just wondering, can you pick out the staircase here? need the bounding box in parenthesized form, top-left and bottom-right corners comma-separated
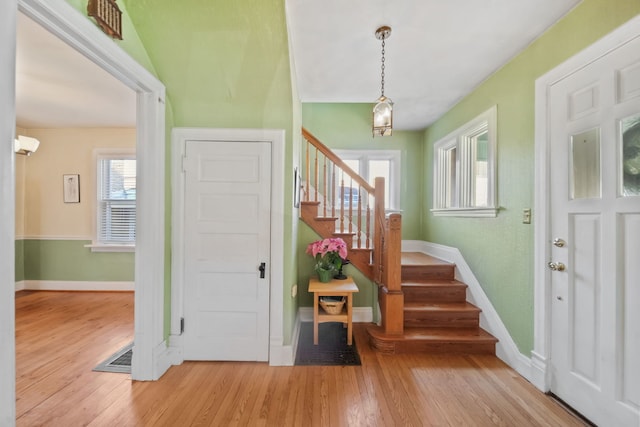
(300, 127, 498, 356)
(367, 252, 498, 354)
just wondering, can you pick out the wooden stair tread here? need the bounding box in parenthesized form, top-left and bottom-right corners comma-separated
(368, 326, 497, 343)
(401, 280, 467, 288)
(314, 216, 339, 222)
(401, 252, 453, 267)
(332, 232, 356, 237)
(404, 302, 481, 313)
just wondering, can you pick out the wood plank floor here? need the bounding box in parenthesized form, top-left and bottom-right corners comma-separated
(16, 291, 588, 426)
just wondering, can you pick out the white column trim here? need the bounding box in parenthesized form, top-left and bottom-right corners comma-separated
(170, 128, 287, 366)
(0, 1, 17, 423)
(533, 13, 640, 392)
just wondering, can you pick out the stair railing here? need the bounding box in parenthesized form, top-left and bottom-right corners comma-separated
(302, 128, 378, 252)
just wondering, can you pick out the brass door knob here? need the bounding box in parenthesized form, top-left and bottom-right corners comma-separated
(548, 262, 566, 271)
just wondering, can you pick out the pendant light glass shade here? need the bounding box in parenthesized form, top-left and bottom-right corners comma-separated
(373, 96, 393, 137)
(373, 26, 392, 137)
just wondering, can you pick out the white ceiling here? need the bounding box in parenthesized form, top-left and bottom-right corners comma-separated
(15, 12, 136, 129)
(16, 1, 581, 130)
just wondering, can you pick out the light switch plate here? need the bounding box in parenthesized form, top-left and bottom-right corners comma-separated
(523, 208, 532, 224)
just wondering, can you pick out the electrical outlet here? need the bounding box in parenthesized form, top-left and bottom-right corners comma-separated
(291, 284, 298, 298)
(523, 208, 532, 224)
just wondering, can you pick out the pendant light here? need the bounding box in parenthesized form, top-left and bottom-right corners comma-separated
(373, 26, 393, 137)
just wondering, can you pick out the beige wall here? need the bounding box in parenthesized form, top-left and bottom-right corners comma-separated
(18, 128, 135, 238)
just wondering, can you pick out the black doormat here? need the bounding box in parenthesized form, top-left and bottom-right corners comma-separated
(295, 322, 361, 366)
(93, 342, 133, 374)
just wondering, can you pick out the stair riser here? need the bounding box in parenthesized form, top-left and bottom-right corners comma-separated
(402, 266, 455, 281)
(402, 287, 467, 303)
(404, 317, 479, 329)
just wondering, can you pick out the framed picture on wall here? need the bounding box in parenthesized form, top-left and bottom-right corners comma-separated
(63, 174, 80, 203)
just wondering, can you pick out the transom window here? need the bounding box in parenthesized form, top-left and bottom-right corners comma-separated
(432, 106, 498, 217)
(334, 150, 401, 211)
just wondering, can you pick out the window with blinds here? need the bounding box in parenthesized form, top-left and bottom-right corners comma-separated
(98, 155, 136, 244)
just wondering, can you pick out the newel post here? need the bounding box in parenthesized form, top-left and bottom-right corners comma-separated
(380, 213, 403, 335)
(373, 177, 385, 284)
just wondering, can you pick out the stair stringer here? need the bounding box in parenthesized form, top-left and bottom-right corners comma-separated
(401, 240, 537, 386)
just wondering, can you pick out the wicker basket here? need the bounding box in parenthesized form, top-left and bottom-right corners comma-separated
(319, 297, 345, 315)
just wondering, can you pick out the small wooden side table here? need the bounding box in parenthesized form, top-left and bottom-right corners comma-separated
(308, 275, 359, 345)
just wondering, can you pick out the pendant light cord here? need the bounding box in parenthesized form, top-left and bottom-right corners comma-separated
(380, 37, 386, 98)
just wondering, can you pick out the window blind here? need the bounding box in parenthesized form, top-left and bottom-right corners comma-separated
(98, 158, 136, 244)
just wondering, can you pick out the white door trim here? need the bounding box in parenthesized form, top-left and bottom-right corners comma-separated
(533, 14, 640, 391)
(7, 0, 167, 384)
(0, 1, 17, 423)
(170, 128, 287, 365)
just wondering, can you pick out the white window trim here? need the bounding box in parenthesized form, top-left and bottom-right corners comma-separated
(432, 105, 498, 217)
(86, 148, 136, 252)
(333, 149, 402, 212)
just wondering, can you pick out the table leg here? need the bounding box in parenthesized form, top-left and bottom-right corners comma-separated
(313, 292, 319, 345)
(347, 292, 353, 345)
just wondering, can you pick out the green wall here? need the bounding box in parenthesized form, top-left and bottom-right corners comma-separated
(422, 0, 640, 354)
(121, 0, 299, 344)
(22, 240, 134, 281)
(15, 240, 24, 282)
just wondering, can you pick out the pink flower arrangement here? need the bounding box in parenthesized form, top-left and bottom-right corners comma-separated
(306, 237, 348, 271)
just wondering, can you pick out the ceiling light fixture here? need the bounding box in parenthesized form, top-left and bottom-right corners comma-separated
(373, 25, 393, 137)
(14, 135, 40, 156)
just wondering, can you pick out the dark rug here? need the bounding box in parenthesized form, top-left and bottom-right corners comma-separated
(295, 322, 361, 366)
(93, 342, 133, 374)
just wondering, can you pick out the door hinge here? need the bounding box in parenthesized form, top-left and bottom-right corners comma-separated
(180, 317, 185, 334)
(181, 154, 187, 173)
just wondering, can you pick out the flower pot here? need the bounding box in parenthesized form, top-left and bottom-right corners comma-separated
(316, 267, 334, 283)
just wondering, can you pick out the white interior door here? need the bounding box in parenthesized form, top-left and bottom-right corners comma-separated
(548, 35, 640, 427)
(183, 140, 271, 361)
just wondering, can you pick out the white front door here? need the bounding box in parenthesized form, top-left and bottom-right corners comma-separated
(548, 35, 640, 426)
(183, 140, 271, 361)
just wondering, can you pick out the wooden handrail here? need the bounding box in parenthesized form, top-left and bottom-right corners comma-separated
(302, 128, 374, 194)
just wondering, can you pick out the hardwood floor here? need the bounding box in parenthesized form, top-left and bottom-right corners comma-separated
(16, 291, 588, 426)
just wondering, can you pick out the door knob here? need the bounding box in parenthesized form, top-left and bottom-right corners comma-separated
(548, 261, 566, 271)
(553, 238, 566, 247)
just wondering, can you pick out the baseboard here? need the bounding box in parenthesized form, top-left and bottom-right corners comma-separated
(152, 340, 173, 380)
(298, 306, 373, 323)
(20, 280, 134, 291)
(530, 351, 549, 391)
(269, 313, 300, 366)
(15, 281, 25, 291)
(167, 334, 184, 366)
(402, 240, 535, 383)
(165, 321, 299, 368)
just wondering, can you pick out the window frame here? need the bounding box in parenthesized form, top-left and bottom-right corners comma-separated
(432, 105, 498, 217)
(86, 148, 136, 252)
(333, 149, 401, 212)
